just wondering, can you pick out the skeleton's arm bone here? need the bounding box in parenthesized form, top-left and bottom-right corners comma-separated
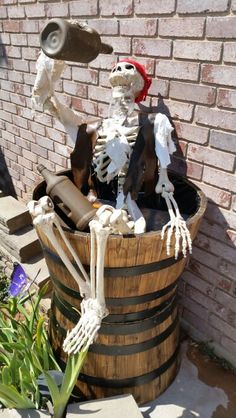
(32, 51, 85, 144)
(155, 167, 174, 194)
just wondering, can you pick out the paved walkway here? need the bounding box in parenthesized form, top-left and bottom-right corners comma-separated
(140, 340, 236, 418)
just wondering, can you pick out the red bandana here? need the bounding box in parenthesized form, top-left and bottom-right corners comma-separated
(120, 58, 152, 103)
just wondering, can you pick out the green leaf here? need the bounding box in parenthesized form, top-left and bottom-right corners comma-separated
(2, 366, 12, 386)
(36, 315, 45, 349)
(43, 370, 61, 406)
(0, 383, 36, 409)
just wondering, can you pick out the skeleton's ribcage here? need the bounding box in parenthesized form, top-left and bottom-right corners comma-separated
(92, 131, 138, 189)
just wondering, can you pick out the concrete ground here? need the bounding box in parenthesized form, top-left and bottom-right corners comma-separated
(140, 340, 236, 418)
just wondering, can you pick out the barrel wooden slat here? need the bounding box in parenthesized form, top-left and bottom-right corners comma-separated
(34, 174, 207, 405)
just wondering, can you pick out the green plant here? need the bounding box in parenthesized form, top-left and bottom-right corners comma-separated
(0, 283, 61, 410)
(44, 348, 88, 418)
(0, 267, 10, 303)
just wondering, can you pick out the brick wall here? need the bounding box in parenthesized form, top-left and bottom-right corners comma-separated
(0, 0, 236, 364)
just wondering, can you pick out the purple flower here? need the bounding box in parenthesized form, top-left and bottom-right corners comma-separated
(8, 263, 27, 297)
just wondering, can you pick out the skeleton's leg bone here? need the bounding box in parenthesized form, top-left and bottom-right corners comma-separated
(54, 216, 90, 284)
(39, 220, 90, 297)
(126, 193, 146, 234)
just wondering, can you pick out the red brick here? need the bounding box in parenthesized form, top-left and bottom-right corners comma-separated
(98, 102, 109, 118)
(226, 230, 236, 247)
(22, 149, 37, 163)
(88, 85, 111, 103)
(177, 0, 229, 14)
(196, 106, 236, 132)
(224, 43, 236, 63)
(186, 160, 203, 180)
(206, 17, 236, 39)
(174, 122, 209, 144)
(149, 78, 169, 98)
(0, 110, 13, 123)
(134, 0, 175, 14)
(10, 33, 27, 46)
(46, 2, 69, 18)
(103, 36, 131, 54)
(202, 64, 236, 87)
(162, 100, 194, 121)
(22, 47, 39, 60)
(133, 38, 171, 57)
(209, 314, 236, 342)
(36, 135, 54, 151)
(215, 290, 236, 314)
(205, 203, 236, 230)
(37, 157, 55, 172)
(181, 296, 209, 321)
(188, 143, 234, 171)
(63, 80, 87, 98)
(232, 196, 236, 212)
(8, 5, 26, 18)
(20, 20, 39, 33)
(183, 309, 222, 343)
(46, 127, 66, 144)
(2, 101, 17, 114)
(170, 81, 215, 105)
(90, 54, 117, 70)
(31, 143, 48, 159)
(188, 258, 232, 292)
(182, 270, 215, 298)
(18, 156, 33, 170)
(217, 88, 236, 110)
(195, 232, 236, 264)
(174, 40, 222, 61)
(54, 143, 72, 158)
(90, 19, 119, 35)
(48, 151, 67, 168)
(6, 45, 22, 59)
(4, 149, 18, 163)
(72, 67, 98, 85)
(0, 6, 8, 18)
(72, 98, 98, 116)
(209, 130, 236, 154)
(69, 0, 98, 16)
(12, 59, 29, 72)
(120, 19, 157, 36)
(156, 60, 199, 81)
(159, 17, 205, 38)
(196, 182, 231, 208)
(203, 166, 236, 193)
(100, 0, 132, 16)
(27, 34, 40, 48)
(3, 20, 20, 32)
(25, 4, 45, 17)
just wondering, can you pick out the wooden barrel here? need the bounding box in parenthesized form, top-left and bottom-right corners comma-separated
(33, 173, 207, 405)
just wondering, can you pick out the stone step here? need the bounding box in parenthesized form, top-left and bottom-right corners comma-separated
(0, 244, 50, 289)
(67, 395, 143, 418)
(0, 225, 42, 263)
(0, 196, 32, 234)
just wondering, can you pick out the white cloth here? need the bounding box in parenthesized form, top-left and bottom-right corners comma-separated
(154, 113, 175, 168)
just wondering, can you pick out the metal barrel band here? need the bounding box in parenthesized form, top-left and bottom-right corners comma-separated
(51, 293, 177, 335)
(43, 245, 184, 278)
(50, 312, 179, 356)
(52, 290, 176, 323)
(50, 270, 179, 307)
(77, 346, 180, 388)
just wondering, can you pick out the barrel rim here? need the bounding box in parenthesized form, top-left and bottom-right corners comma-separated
(33, 169, 207, 239)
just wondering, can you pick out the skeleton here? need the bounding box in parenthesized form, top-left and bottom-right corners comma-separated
(28, 196, 132, 354)
(31, 50, 192, 354)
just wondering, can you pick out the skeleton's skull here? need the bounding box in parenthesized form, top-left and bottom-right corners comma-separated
(109, 61, 144, 99)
